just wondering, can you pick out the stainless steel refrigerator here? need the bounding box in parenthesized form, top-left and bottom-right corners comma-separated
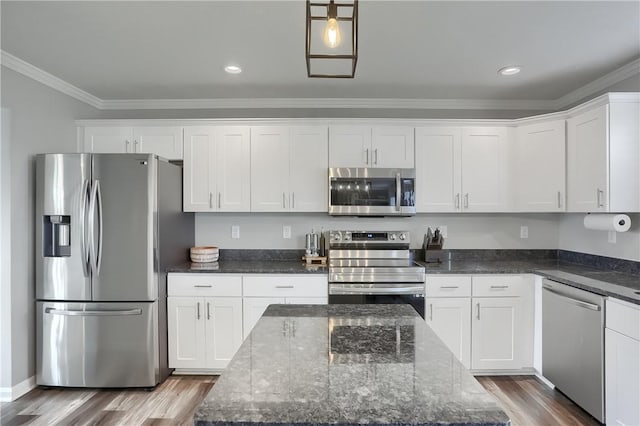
(35, 153, 194, 388)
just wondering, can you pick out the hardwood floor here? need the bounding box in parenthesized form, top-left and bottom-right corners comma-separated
(1, 375, 600, 425)
(477, 375, 601, 426)
(0, 376, 216, 426)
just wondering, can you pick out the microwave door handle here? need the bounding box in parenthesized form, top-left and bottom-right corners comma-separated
(396, 173, 401, 212)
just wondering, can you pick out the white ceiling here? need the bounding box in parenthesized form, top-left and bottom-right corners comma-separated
(1, 1, 639, 107)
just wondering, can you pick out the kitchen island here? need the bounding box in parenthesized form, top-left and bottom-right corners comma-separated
(193, 304, 510, 426)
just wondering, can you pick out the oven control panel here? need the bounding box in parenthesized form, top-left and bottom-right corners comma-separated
(329, 231, 409, 244)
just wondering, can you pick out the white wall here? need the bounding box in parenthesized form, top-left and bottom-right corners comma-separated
(0, 67, 102, 390)
(195, 213, 561, 250)
(0, 107, 11, 392)
(558, 214, 640, 261)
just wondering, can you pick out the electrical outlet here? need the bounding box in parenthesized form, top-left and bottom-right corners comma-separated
(438, 226, 448, 238)
(520, 226, 529, 239)
(231, 225, 240, 239)
(283, 225, 292, 239)
(608, 231, 616, 243)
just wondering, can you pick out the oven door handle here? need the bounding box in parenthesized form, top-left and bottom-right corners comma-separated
(330, 286, 425, 295)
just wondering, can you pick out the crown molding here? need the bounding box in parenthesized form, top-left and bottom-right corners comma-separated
(552, 58, 640, 110)
(1, 50, 103, 109)
(99, 97, 554, 111)
(2, 50, 638, 112)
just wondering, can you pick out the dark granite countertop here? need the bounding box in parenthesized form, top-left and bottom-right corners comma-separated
(168, 260, 327, 274)
(194, 304, 510, 426)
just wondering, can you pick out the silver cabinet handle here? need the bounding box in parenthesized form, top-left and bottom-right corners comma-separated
(597, 188, 605, 208)
(476, 302, 480, 320)
(45, 308, 142, 316)
(194, 285, 212, 288)
(218, 192, 222, 209)
(125, 140, 131, 152)
(557, 191, 562, 209)
(374, 148, 378, 165)
(134, 140, 139, 152)
(275, 285, 294, 289)
(207, 302, 211, 320)
(197, 302, 201, 320)
(490, 285, 509, 289)
(365, 148, 369, 165)
(543, 286, 601, 311)
(455, 193, 460, 209)
(291, 192, 295, 209)
(440, 286, 459, 289)
(464, 193, 469, 208)
(282, 192, 286, 209)
(209, 192, 213, 209)
(429, 303, 433, 321)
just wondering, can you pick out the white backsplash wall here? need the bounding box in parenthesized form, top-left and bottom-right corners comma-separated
(558, 214, 640, 261)
(195, 213, 561, 250)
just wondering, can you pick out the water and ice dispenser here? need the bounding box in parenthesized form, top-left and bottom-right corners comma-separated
(43, 215, 71, 257)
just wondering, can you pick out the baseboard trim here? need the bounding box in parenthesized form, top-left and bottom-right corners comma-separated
(0, 376, 36, 402)
(472, 368, 537, 376)
(172, 369, 223, 376)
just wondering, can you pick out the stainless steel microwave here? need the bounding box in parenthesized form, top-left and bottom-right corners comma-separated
(328, 168, 416, 216)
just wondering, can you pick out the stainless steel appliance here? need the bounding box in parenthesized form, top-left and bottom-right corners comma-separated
(328, 231, 426, 317)
(328, 168, 416, 216)
(542, 279, 605, 422)
(35, 153, 194, 388)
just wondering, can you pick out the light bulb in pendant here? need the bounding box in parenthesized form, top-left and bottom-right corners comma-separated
(323, 17, 342, 48)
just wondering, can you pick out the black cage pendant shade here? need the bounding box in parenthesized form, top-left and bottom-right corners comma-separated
(305, 0, 358, 78)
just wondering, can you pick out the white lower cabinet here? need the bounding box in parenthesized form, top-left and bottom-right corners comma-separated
(425, 274, 534, 373)
(605, 298, 640, 426)
(167, 274, 243, 372)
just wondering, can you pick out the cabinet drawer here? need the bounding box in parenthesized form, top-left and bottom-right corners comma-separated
(243, 275, 328, 298)
(607, 298, 640, 341)
(168, 274, 242, 297)
(426, 276, 471, 297)
(472, 275, 529, 297)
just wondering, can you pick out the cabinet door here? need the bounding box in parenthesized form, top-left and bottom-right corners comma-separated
(133, 126, 183, 160)
(204, 297, 243, 370)
(371, 126, 415, 168)
(289, 126, 329, 212)
(83, 126, 132, 153)
(471, 297, 523, 370)
(329, 126, 371, 167)
(567, 105, 608, 212)
(167, 297, 206, 369)
(216, 127, 251, 212)
(250, 127, 291, 211)
(605, 328, 640, 426)
(415, 127, 462, 212)
(461, 127, 510, 212)
(242, 297, 285, 339)
(183, 127, 216, 212)
(516, 121, 566, 212)
(425, 297, 471, 368)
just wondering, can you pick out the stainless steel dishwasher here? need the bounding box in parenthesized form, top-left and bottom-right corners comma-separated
(542, 279, 605, 423)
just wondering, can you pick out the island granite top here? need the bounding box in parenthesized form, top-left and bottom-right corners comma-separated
(194, 304, 510, 426)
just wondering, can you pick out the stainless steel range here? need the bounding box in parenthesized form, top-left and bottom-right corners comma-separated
(328, 231, 426, 318)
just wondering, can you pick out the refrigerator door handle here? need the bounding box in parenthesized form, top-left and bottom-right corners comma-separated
(80, 178, 91, 277)
(44, 307, 142, 316)
(95, 180, 103, 275)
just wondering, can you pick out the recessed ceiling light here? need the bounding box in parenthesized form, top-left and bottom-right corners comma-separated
(224, 65, 242, 74)
(498, 66, 521, 76)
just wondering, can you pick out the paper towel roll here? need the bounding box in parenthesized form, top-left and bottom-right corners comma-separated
(583, 214, 631, 232)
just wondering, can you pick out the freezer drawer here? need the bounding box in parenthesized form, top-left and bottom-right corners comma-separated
(36, 301, 159, 388)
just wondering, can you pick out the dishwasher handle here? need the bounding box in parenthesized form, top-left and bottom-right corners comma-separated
(543, 285, 601, 311)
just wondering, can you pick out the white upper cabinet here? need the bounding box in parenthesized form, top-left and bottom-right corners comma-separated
(251, 126, 328, 212)
(133, 127, 183, 160)
(83, 126, 183, 160)
(567, 96, 640, 212)
(515, 120, 566, 212)
(329, 126, 414, 168)
(460, 127, 512, 212)
(183, 126, 250, 212)
(289, 127, 329, 212)
(415, 127, 462, 212)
